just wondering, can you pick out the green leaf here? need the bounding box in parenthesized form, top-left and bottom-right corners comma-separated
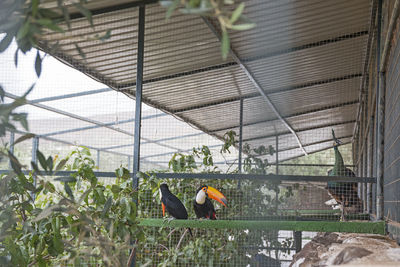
(99, 29, 111, 41)
(46, 156, 53, 172)
(221, 30, 230, 60)
(16, 21, 30, 40)
(35, 50, 42, 77)
(36, 18, 64, 33)
(0, 84, 4, 102)
(229, 23, 256, 31)
(55, 159, 68, 171)
(74, 43, 86, 59)
(0, 33, 14, 52)
(64, 183, 74, 200)
(8, 151, 22, 175)
(101, 196, 112, 217)
(230, 2, 245, 24)
(14, 48, 19, 67)
(32, 0, 39, 17)
(31, 161, 41, 175)
(14, 133, 35, 145)
(73, 3, 93, 27)
(37, 150, 47, 171)
(166, 0, 180, 19)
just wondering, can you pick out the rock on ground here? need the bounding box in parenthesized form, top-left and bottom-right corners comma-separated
(290, 232, 400, 267)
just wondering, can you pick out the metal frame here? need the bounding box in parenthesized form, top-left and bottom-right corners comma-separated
(150, 172, 376, 183)
(376, 0, 384, 220)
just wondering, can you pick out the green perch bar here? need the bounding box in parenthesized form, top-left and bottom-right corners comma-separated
(138, 218, 386, 235)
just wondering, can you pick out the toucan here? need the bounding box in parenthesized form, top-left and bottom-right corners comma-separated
(159, 183, 193, 236)
(193, 185, 227, 219)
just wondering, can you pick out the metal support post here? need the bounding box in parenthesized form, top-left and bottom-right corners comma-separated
(130, 5, 145, 267)
(275, 135, 279, 211)
(238, 98, 243, 189)
(9, 132, 15, 169)
(376, 72, 385, 220)
(128, 156, 131, 171)
(275, 135, 279, 174)
(376, 0, 384, 220)
(367, 115, 374, 213)
(363, 143, 368, 212)
(294, 231, 302, 253)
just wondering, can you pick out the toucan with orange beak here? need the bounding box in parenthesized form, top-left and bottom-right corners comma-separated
(159, 183, 193, 236)
(193, 185, 227, 219)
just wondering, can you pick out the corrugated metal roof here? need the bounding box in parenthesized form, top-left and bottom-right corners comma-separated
(38, 0, 372, 162)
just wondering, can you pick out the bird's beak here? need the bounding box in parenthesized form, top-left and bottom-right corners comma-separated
(206, 186, 228, 207)
(162, 202, 166, 217)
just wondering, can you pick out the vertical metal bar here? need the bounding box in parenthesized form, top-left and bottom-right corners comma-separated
(31, 137, 39, 199)
(96, 150, 100, 169)
(237, 98, 244, 189)
(275, 135, 279, 174)
(275, 135, 279, 212)
(367, 115, 374, 213)
(132, 5, 145, 193)
(9, 132, 15, 169)
(363, 143, 368, 212)
(130, 6, 145, 267)
(128, 156, 132, 171)
(294, 231, 302, 253)
(376, 0, 384, 220)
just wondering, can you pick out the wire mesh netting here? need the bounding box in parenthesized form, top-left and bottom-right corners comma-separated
(0, 0, 381, 266)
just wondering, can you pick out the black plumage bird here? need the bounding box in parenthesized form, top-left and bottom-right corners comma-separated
(159, 183, 192, 236)
(193, 185, 227, 219)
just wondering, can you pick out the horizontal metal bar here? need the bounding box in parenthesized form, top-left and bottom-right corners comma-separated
(148, 172, 376, 183)
(101, 132, 205, 150)
(243, 120, 356, 143)
(118, 62, 237, 89)
(245, 31, 368, 62)
(210, 100, 358, 133)
(30, 88, 112, 103)
(0, 170, 118, 177)
(68, 0, 158, 20)
(172, 74, 362, 114)
(42, 112, 167, 137)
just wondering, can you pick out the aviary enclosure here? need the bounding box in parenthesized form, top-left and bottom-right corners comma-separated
(1, 0, 400, 266)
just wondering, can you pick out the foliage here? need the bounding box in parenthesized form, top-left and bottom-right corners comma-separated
(0, 89, 142, 266)
(160, 0, 255, 59)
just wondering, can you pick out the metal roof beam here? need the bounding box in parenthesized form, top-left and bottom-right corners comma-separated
(118, 62, 237, 89)
(203, 18, 307, 156)
(211, 100, 359, 133)
(42, 112, 167, 137)
(256, 134, 353, 158)
(67, 0, 158, 20)
(243, 120, 356, 143)
(171, 74, 361, 114)
(100, 132, 205, 150)
(30, 88, 112, 103)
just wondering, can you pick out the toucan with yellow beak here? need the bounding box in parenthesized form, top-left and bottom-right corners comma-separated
(159, 183, 193, 236)
(193, 185, 227, 219)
